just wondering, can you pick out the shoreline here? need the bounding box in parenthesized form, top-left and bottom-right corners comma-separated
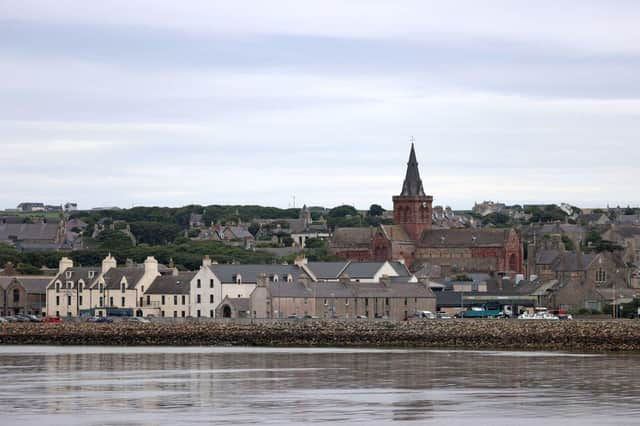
(1, 320, 640, 352)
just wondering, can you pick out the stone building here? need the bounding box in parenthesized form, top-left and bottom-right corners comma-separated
(217, 273, 436, 321)
(527, 242, 632, 311)
(0, 275, 51, 316)
(330, 144, 524, 275)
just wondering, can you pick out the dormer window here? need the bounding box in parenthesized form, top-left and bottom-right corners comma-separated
(287, 274, 293, 283)
(66, 271, 72, 279)
(273, 275, 279, 283)
(88, 271, 95, 279)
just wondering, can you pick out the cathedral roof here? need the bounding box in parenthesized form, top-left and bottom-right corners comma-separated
(400, 143, 426, 197)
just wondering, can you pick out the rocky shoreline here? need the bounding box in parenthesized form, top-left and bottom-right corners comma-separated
(1, 320, 640, 351)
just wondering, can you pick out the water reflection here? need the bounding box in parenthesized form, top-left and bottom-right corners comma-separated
(0, 347, 639, 425)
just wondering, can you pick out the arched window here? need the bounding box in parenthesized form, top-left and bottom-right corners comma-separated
(55, 282, 61, 292)
(13, 289, 20, 303)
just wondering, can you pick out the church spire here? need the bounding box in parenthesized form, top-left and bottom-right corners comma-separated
(400, 143, 426, 197)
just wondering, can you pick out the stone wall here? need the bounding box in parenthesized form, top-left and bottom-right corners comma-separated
(2, 320, 640, 351)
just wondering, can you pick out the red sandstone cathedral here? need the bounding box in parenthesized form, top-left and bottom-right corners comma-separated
(329, 144, 524, 276)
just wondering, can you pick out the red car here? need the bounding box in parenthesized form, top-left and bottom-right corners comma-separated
(42, 317, 63, 323)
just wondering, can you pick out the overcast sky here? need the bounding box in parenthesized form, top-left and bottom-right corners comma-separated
(1, 1, 639, 211)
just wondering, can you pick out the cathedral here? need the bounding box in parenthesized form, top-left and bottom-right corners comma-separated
(329, 144, 524, 275)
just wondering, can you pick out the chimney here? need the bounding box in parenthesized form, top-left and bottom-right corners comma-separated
(294, 255, 308, 267)
(576, 239, 584, 270)
(144, 256, 159, 276)
(101, 253, 117, 274)
(339, 273, 350, 285)
(172, 267, 179, 276)
(202, 255, 212, 267)
(59, 257, 73, 274)
(380, 274, 391, 287)
(257, 273, 268, 287)
(527, 242, 537, 279)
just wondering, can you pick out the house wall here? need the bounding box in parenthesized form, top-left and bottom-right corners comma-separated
(190, 267, 222, 318)
(147, 293, 191, 318)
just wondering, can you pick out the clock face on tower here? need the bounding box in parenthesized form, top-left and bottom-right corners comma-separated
(422, 201, 427, 208)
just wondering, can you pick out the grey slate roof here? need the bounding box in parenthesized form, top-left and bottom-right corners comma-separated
(102, 267, 146, 290)
(268, 280, 435, 299)
(146, 273, 196, 295)
(399, 144, 426, 197)
(342, 262, 386, 279)
(208, 264, 302, 284)
(419, 228, 512, 247)
(305, 262, 349, 280)
(0, 222, 59, 241)
(52, 267, 101, 287)
(331, 227, 376, 247)
(12, 277, 52, 293)
(220, 297, 251, 311)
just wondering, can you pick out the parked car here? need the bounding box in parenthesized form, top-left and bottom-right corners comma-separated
(4, 316, 19, 322)
(87, 316, 113, 323)
(14, 315, 31, 322)
(42, 316, 63, 323)
(548, 309, 573, 320)
(303, 315, 320, 320)
(0, 317, 8, 323)
(437, 312, 452, 319)
(17, 314, 41, 322)
(415, 310, 437, 319)
(125, 317, 150, 323)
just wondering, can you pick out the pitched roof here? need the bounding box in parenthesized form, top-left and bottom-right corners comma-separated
(268, 280, 435, 299)
(331, 227, 375, 247)
(220, 297, 251, 312)
(12, 276, 52, 293)
(419, 228, 512, 248)
(146, 272, 196, 295)
(342, 262, 385, 279)
(399, 143, 426, 197)
(102, 267, 146, 290)
(208, 264, 302, 284)
(0, 222, 59, 242)
(379, 224, 411, 241)
(52, 267, 101, 286)
(305, 262, 349, 280)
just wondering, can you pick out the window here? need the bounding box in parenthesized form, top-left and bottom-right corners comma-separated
(139, 297, 143, 307)
(161, 311, 165, 317)
(55, 282, 60, 292)
(109, 297, 114, 306)
(324, 299, 328, 306)
(67, 296, 72, 305)
(181, 311, 185, 318)
(99, 297, 103, 307)
(345, 299, 349, 306)
(182, 295, 186, 305)
(210, 279, 214, 288)
(141, 286, 144, 292)
(79, 296, 83, 305)
(385, 298, 389, 306)
(78, 283, 83, 293)
(197, 279, 201, 288)
(88, 271, 95, 279)
(237, 294, 241, 298)
(56, 296, 60, 306)
(210, 310, 214, 317)
(13, 289, 20, 303)
(66, 271, 72, 279)
(121, 297, 125, 307)
(146, 295, 151, 305)
(161, 296, 165, 304)
(67, 281, 72, 289)
(197, 294, 201, 304)
(121, 283, 126, 293)
(210, 294, 214, 303)
(173, 311, 177, 318)
(99, 284, 104, 293)
(596, 268, 607, 283)
(365, 298, 369, 307)
(174, 295, 177, 304)
(404, 298, 408, 306)
(55, 311, 59, 317)
(197, 310, 201, 317)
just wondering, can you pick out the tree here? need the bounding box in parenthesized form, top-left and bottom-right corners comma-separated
(248, 223, 261, 237)
(368, 204, 385, 217)
(561, 235, 575, 251)
(328, 205, 359, 218)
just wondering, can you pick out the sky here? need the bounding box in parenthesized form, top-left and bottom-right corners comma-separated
(1, 0, 639, 211)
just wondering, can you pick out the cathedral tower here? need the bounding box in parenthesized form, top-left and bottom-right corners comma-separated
(392, 143, 433, 240)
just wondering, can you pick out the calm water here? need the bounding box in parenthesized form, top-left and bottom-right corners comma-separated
(0, 346, 638, 425)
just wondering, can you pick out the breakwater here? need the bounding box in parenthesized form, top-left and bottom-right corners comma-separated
(2, 320, 640, 351)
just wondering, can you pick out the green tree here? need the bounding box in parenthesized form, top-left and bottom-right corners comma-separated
(367, 204, 385, 217)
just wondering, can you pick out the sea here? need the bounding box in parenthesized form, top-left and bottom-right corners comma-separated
(0, 346, 638, 425)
